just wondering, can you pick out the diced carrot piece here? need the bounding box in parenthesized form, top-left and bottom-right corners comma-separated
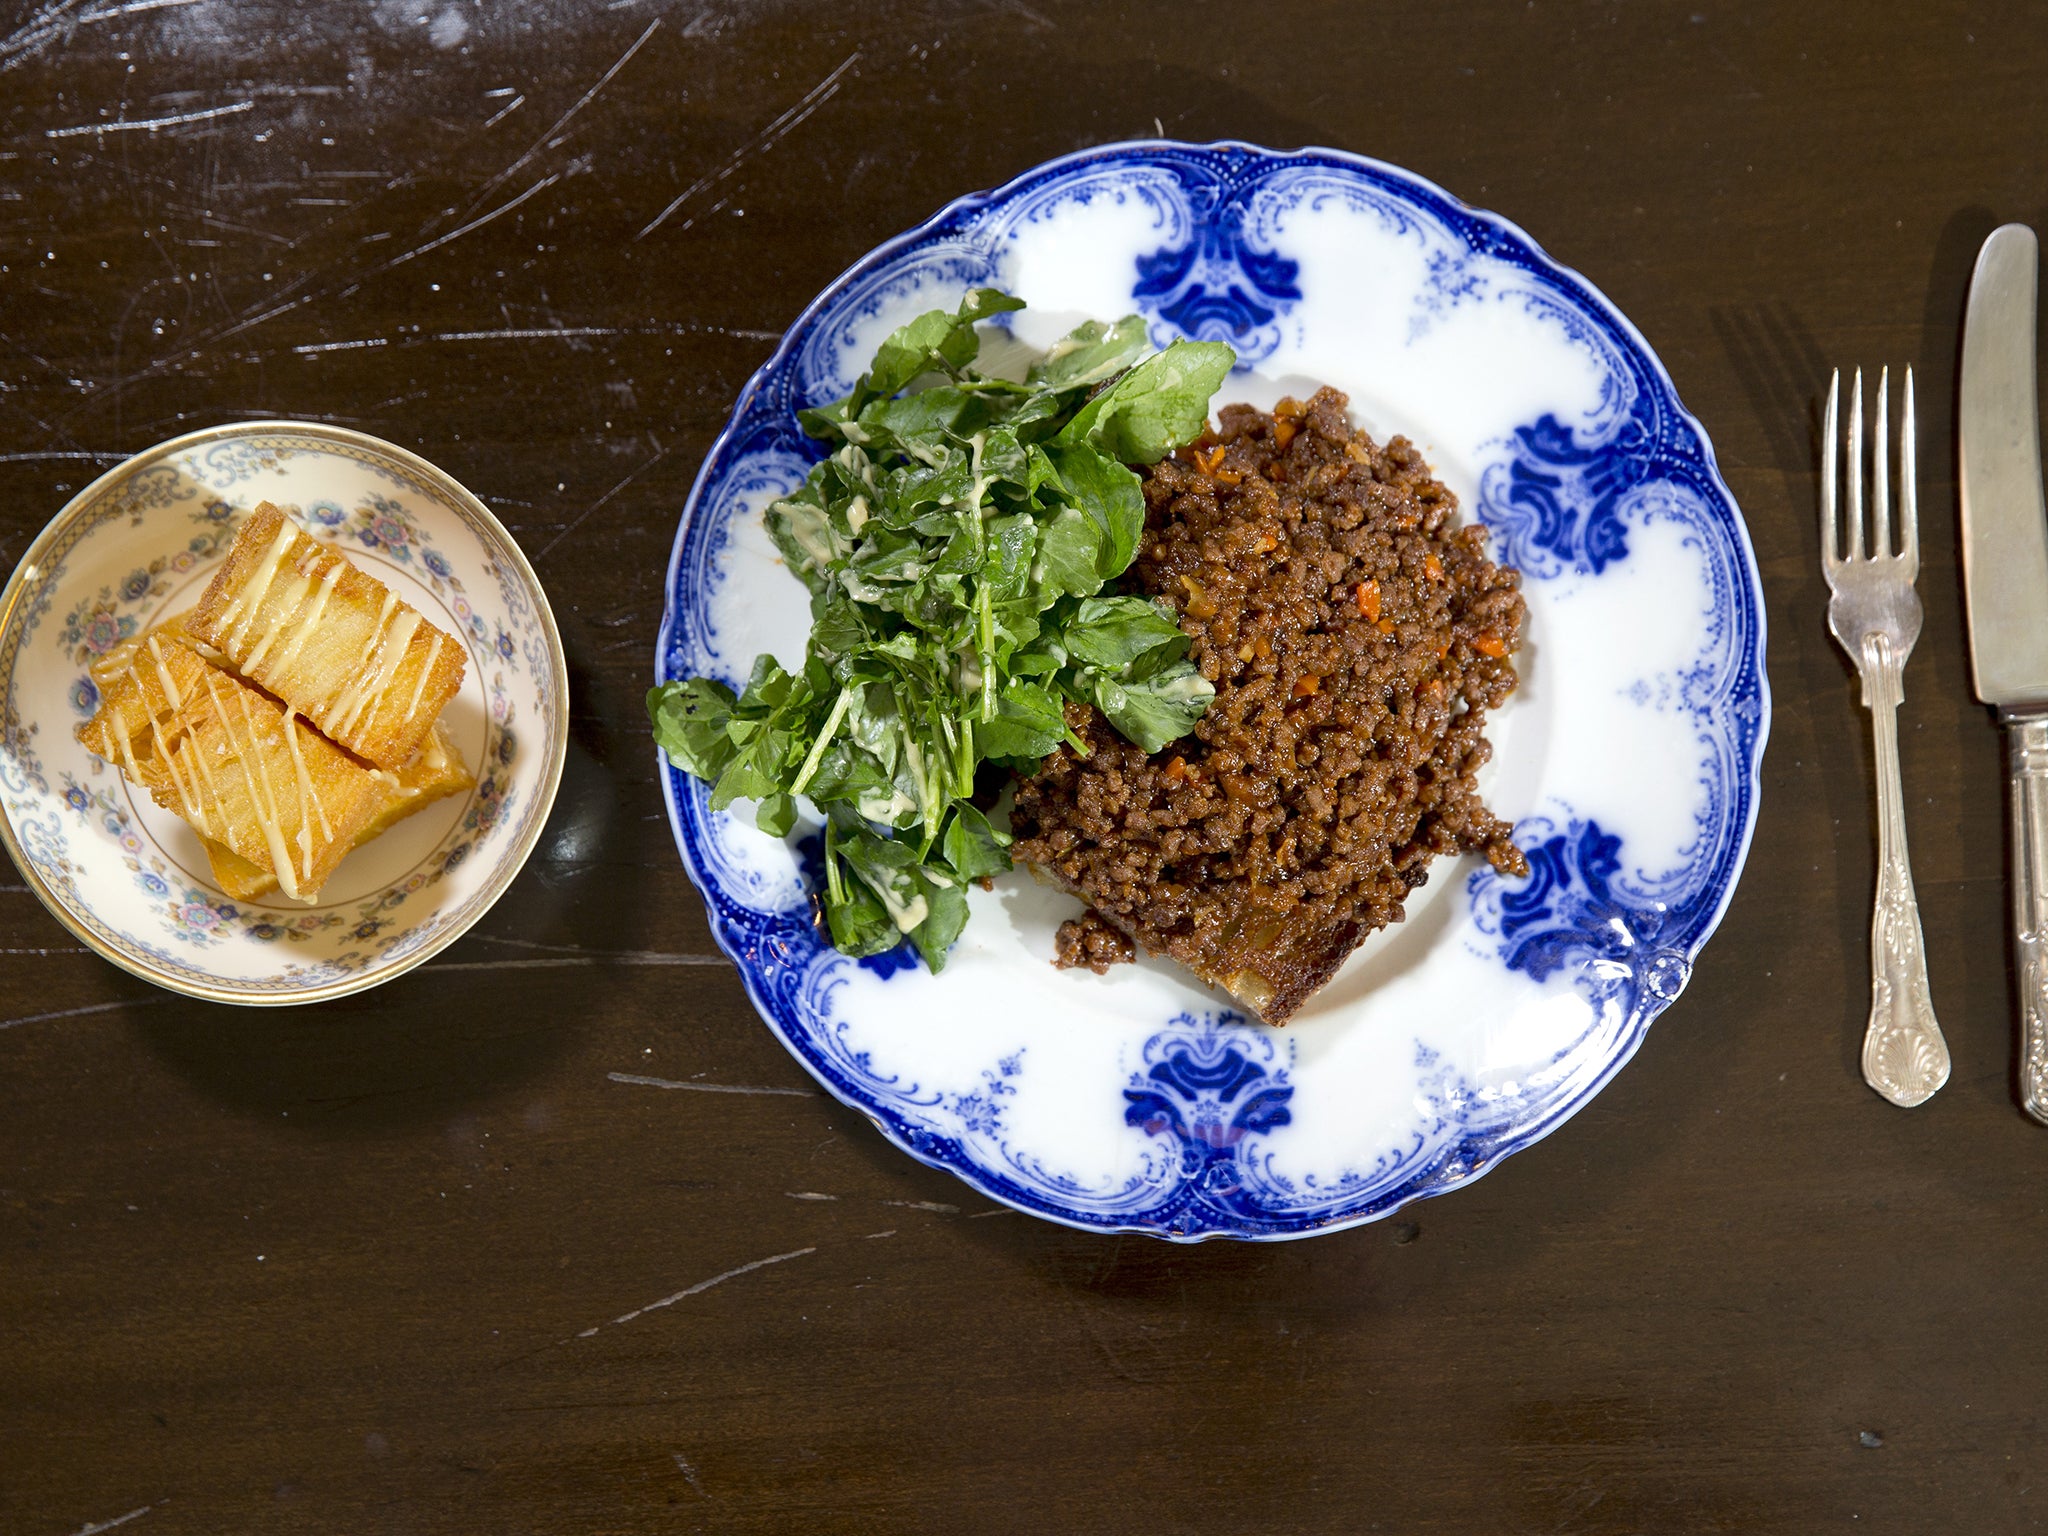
(1473, 632, 1508, 658)
(1356, 580, 1380, 621)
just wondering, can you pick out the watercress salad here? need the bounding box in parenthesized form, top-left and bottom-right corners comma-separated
(649, 289, 1234, 972)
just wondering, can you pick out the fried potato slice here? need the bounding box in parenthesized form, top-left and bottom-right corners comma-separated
(76, 634, 387, 902)
(202, 720, 473, 901)
(188, 502, 465, 770)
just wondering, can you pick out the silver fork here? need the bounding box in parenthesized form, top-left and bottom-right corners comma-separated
(1823, 365, 1951, 1107)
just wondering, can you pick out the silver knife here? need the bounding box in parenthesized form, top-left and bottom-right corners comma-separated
(1960, 222, 2048, 1122)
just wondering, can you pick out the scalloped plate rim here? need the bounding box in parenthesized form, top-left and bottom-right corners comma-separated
(653, 139, 1771, 1241)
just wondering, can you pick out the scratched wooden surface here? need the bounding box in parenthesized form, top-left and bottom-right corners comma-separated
(2, 2, 2045, 1532)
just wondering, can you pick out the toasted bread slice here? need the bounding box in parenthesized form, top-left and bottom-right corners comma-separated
(187, 502, 466, 770)
(202, 720, 473, 901)
(75, 635, 387, 901)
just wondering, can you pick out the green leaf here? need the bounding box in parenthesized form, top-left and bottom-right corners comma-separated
(820, 835, 900, 958)
(976, 679, 1069, 763)
(647, 677, 739, 780)
(1060, 595, 1190, 672)
(1025, 314, 1152, 393)
(765, 490, 850, 594)
(1088, 659, 1215, 754)
(756, 791, 797, 838)
(857, 386, 987, 451)
(1044, 442, 1145, 581)
(1056, 339, 1236, 464)
(940, 803, 1013, 882)
(867, 287, 1025, 398)
(909, 874, 970, 972)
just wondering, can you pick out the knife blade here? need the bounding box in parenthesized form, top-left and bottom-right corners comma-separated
(1959, 221, 2048, 1123)
(1962, 223, 2048, 706)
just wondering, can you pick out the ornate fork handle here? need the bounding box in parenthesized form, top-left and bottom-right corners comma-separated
(1857, 633, 1950, 1106)
(2008, 715, 2048, 1122)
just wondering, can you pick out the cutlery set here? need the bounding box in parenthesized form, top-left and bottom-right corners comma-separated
(1842, 223, 2048, 1116)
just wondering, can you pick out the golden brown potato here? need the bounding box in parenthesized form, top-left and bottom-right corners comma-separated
(188, 502, 465, 771)
(202, 720, 473, 901)
(77, 635, 387, 901)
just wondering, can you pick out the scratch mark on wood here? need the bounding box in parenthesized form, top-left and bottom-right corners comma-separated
(534, 439, 667, 560)
(82, 0, 202, 20)
(46, 101, 254, 138)
(469, 934, 721, 963)
(609, 1072, 815, 1098)
(671, 1452, 706, 1497)
(864, 1229, 896, 1239)
(293, 337, 389, 356)
(882, 1199, 961, 1214)
(482, 93, 526, 130)
(435, 325, 620, 343)
(0, 946, 91, 954)
(1, 998, 159, 1031)
(637, 49, 859, 241)
(200, 213, 292, 246)
(471, 17, 662, 211)
(65, 1505, 150, 1536)
(301, 323, 779, 349)
(0, 450, 126, 464)
(574, 1247, 815, 1338)
(967, 1207, 1016, 1218)
(786, 1190, 837, 1200)
(385, 173, 559, 270)
(424, 953, 726, 973)
(0, 0, 90, 72)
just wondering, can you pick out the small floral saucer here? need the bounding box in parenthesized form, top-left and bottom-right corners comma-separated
(0, 422, 568, 1004)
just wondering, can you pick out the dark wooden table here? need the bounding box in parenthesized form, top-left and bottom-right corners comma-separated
(4, 3, 2045, 1531)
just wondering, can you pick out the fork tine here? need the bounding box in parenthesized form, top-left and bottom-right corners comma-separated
(1847, 367, 1865, 559)
(1822, 368, 1840, 569)
(1873, 366, 1891, 557)
(1901, 365, 1919, 571)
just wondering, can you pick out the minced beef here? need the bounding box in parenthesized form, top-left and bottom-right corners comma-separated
(1010, 387, 1527, 1025)
(1053, 907, 1138, 974)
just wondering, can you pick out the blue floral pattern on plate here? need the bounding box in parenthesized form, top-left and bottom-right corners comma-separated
(655, 141, 1768, 1241)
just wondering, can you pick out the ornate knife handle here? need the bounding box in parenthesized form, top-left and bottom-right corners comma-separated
(2010, 715, 2048, 1123)
(1858, 636, 1951, 1106)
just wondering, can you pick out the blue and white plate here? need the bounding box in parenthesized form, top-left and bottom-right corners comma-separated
(0, 422, 569, 1004)
(655, 142, 1768, 1241)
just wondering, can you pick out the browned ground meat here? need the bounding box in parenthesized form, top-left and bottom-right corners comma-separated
(1011, 387, 1527, 1024)
(1053, 908, 1138, 974)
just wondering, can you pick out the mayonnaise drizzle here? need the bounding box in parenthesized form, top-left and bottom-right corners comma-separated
(314, 591, 397, 736)
(280, 709, 331, 881)
(329, 606, 419, 743)
(200, 668, 304, 903)
(401, 631, 444, 725)
(216, 521, 298, 653)
(264, 556, 344, 683)
(143, 634, 184, 708)
(112, 657, 211, 835)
